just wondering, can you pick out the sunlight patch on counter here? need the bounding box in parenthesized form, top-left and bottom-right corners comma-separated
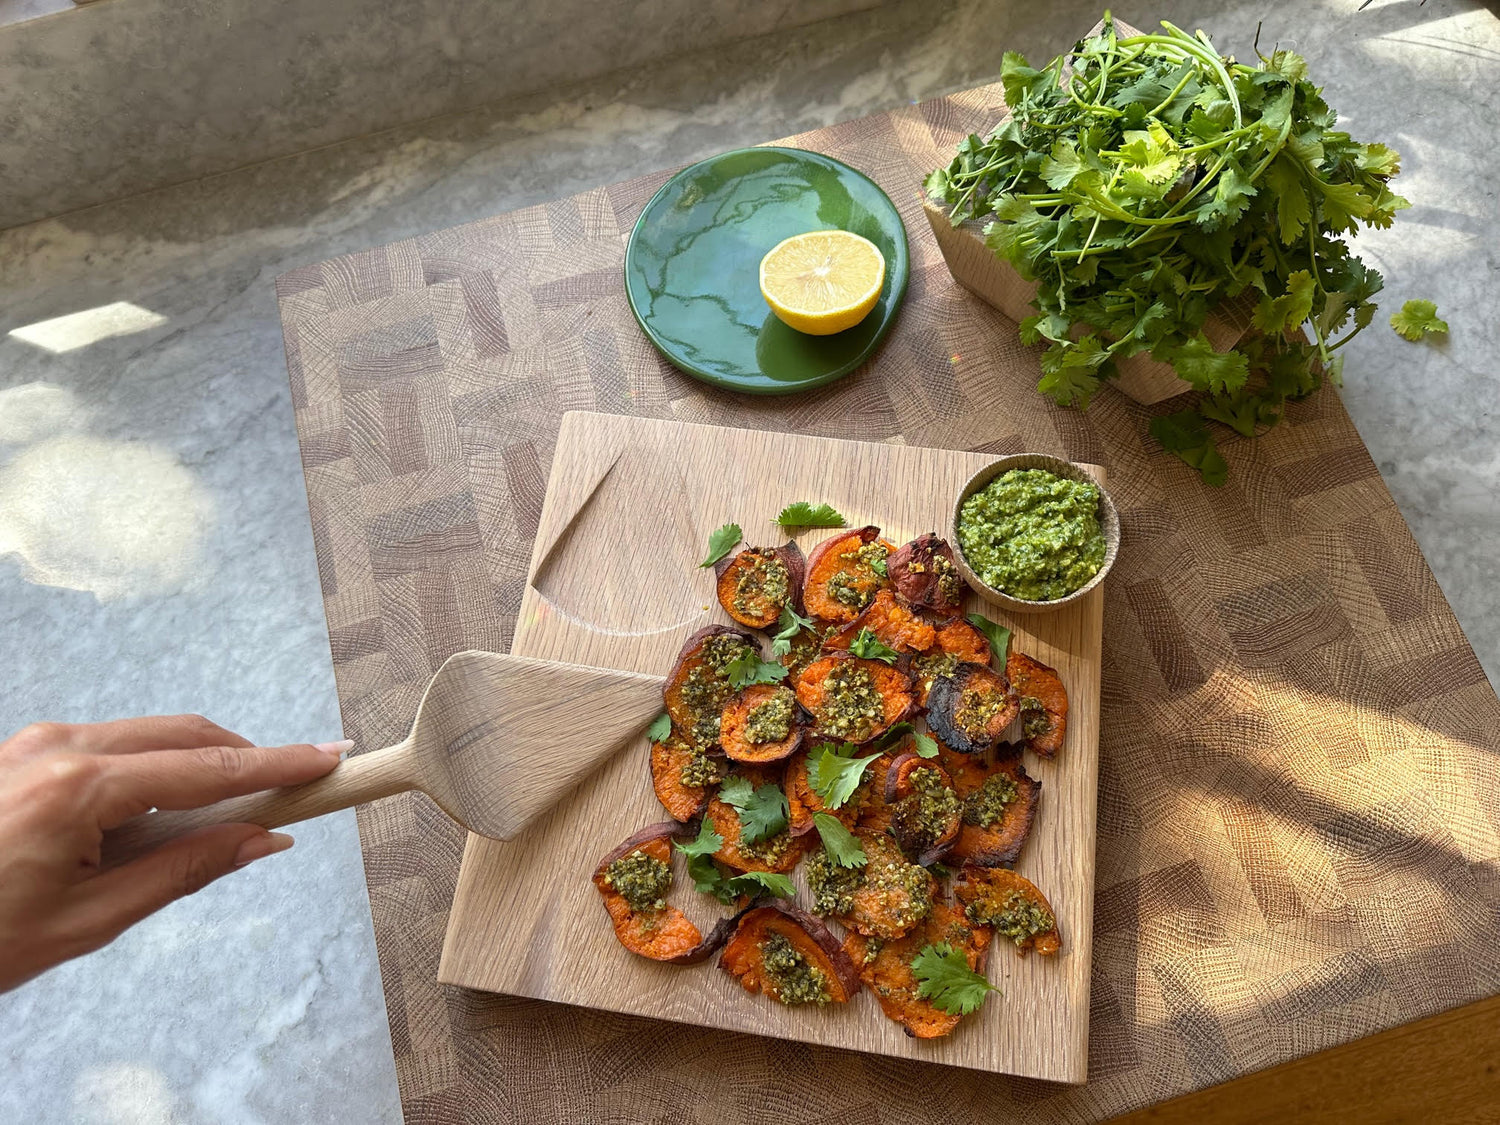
(9, 301, 167, 354)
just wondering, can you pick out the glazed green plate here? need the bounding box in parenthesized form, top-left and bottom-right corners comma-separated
(624, 147, 910, 395)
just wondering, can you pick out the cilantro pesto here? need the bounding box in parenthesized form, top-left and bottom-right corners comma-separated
(758, 931, 831, 1005)
(890, 766, 960, 853)
(956, 469, 1106, 601)
(962, 772, 1019, 828)
(815, 661, 885, 741)
(744, 686, 795, 744)
(679, 633, 757, 744)
(965, 888, 1055, 947)
(602, 850, 672, 914)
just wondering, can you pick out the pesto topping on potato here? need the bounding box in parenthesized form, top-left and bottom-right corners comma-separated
(953, 683, 1009, 739)
(961, 772, 1019, 828)
(913, 650, 960, 690)
(744, 686, 796, 745)
(759, 931, 832, 1005)
(681, 635, 758, 743)
(602, 850, 672, 913)
(956, 469, 1106, 601)
(678, 743, 724, 788)
(1019, 695, 1048, 739)
(806, 849, 865, 916)
(817, 661, 885, 741)
(826, 541, 889, 610)
(738, 827, 797, 866)
(733, 551, 790, 618)
(890, 766, 960, 852)
(965, 888, 1055, 946)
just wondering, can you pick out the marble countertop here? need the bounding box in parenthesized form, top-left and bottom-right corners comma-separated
(1, 0, 1495, 1120)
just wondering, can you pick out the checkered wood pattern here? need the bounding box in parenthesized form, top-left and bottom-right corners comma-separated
(276, 83, 1500, 1123)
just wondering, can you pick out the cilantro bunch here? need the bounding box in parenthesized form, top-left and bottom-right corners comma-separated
(925, 15, 1412, 483)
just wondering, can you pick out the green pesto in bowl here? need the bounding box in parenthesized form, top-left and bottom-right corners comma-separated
(955, 469, 1107, 602)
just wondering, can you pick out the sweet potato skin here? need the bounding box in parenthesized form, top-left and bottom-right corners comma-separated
(925, 663, 1019, 755)
(794, 654, 915, 745)
(662, 625, 760, 745)
(822, 589, 937, 655)
(1007, 650, 1069, 758)
(888, 533, 968, 614)
(844, 902, 992, 1038)
(714, 542, 806, 629)
(593, 828, 705, 962)
(803, 526, 892, 624)
(953, 867, 1061, 957)
(938, 743, 1041, 867)
(720, 903, 861, 1003)
(720, 683, 804, 764)
(650, 731, 716, 822)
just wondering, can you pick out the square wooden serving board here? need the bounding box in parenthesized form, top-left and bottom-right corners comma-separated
(438, 411, 1103, 1082)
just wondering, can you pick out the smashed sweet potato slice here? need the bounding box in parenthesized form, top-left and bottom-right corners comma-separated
(720, 683, 803, 764)
(925, 663, 1019, 756)
(795, 654, 914, 744)
(785, 748, 888, 836)
(938, 743, 1041, 867)
(844, 902, 992, 1038)
(888, 533, 968, 614)
(823, 588, 937, 655)
(954, 867, 1061, 957)
(911, 617, 992, 705)
(650, 730, 722, 822)
(706, 768, 808, 874)
(715, 542, 806, 629)
(776, 622, 829, 682)
(1007, 650, 1069, 758)
(884, 753, 962, 864)
(662, 625, 761, 747)
(803, 526, 893, 624)
(592, 826, 705, 962)
(720, 903, 861, 1005)
(829, 830, 934, 939)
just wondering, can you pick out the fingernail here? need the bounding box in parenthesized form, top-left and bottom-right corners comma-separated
(235, 832, 294, 868)
(315, 739, 354, 758)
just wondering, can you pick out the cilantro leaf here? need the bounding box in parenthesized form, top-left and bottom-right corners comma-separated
(848, 628, 900, 664)
(913, 731, 940, 758)
(699, 523, 742, 568)
(675, 819, 728, 898)
(1150, 409, 1229, 487)
(873, 721, 914, 751)
(806, 742, 884, 810)
(676, 818, 723, 858)
(775, 502, 846, 529)
(645, 712, 672, 743)
(718, 776, 789, 846)
(912, 943, 999, 1016)
(965, 612, 1012, 663)
(724, 871, 795, 899)
(769, 603, 815, 659)
(871, 556, 888, 578)
(812, 812, 868, 868)
(725, 651, 789, 691)
(1264, 154, 1312, 245)
(1251, 271, 1314, 338)
(1390, 299, 1448, 342)
(1168, 333, 1250, 395)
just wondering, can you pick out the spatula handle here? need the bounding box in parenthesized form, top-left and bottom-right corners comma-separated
(100, 739, 418, 868)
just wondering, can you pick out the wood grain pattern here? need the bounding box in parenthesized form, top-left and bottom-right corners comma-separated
(101, 652, 665, 864)
(436, 411, 1104, 1082)
(276, 66, 1500, 1125)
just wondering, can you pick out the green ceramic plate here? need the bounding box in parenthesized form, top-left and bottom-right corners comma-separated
(624, 147, 910, 395)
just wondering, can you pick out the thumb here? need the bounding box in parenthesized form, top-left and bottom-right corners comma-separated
(70, 824, 294, 949)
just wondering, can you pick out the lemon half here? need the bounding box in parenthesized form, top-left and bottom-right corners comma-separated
(759, 230, 886, 336)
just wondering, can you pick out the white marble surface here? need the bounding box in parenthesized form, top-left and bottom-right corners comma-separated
(0, 0, 1495, 1121)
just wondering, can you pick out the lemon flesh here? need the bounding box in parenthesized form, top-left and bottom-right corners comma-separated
(759, 230, 886, 336)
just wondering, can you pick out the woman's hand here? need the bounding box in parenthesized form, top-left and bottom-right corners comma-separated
(0, 715, 346, 993)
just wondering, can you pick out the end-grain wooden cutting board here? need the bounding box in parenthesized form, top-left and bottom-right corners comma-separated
(438, 411, 1103, 1082)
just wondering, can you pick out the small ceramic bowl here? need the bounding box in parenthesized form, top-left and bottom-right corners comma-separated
(949, 453, 1121, 615)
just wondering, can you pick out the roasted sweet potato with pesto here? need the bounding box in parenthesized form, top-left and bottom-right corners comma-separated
(776, 621, 830, 682)
(650, 729, 724, 822)
(593, 824, 706, 962)
(715, 542, 806, 629)
(822, 588, 936, 655)
(816, 830, 933, 939)
(884, 753, 962, 865)
(888, 533, 968, 614)
(720, 903, 861, 1005)
(663, 625, 761, 747)
(795, 654, 914, 744)
(911, 616, 992, 705)
(785, 748, 889, 836)
(843, 902, 992, 1038)
(954, 867, 1060, 956)
(803, 526, 893, 623)
(720, 683, 802, 764)
(1006, 650, 1069, 758)
(925, 662, 1019, 755)
(937, 742, 1040, 867)
(706, 768, 809, 874)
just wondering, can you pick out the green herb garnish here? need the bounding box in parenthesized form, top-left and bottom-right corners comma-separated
(1390, 299, 1448, 342)
(806, 742, 884, 810)
(675, 819, 728, 897)
(911, 942, 999, 1015)
(913, 731, 940, 758)
(775, 502, 846, 529)
(718, 776, 790, 845)
(966, 612, 1012, 662)
(724, 871, 795, 900)
(725, 651, 790, 690)
(699, 523, 742, 568)
(812, 812, 868, 868)
(848, 628, 900, 664)
(645, 712, 672, 743)
(769, 603, 816, 658)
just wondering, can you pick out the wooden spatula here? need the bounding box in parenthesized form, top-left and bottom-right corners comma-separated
(101, 651, 666, 867)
